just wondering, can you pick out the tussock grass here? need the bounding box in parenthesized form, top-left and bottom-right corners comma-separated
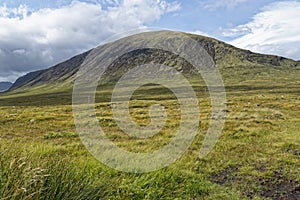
(43, 132, 78, 139)
(0, 144, 105, 200)
(0, 63, 299, 199)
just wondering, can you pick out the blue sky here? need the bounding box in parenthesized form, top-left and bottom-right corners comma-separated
(0, 0, 299, 82)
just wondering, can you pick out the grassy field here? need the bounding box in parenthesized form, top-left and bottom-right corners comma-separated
(0, 64, 300, 199)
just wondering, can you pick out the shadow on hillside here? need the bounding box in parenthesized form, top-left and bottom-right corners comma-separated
(0, 83, 298, 107)
(0, 91, 73, 106)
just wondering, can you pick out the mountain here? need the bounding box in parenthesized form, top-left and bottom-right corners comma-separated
(0, 82, 13, 92)
(10, 50, 91, 90)
(6, 31, 300, 93)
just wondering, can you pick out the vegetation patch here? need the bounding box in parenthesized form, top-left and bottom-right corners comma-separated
(43, 132, 78, 139)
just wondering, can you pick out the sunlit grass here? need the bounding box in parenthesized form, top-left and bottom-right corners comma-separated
(0, 63, 299, 199)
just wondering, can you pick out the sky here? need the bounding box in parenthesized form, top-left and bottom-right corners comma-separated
(0, 0, 299, 82)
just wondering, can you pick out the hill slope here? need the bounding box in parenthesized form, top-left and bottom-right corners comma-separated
(8, 31, 300, 92)
(1, 31, 299, 107)
(10, 50, 91, 90)
(1, 31, 300, 199)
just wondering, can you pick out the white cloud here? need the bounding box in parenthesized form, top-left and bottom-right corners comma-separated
(190, 30, 212, 38)
(221, 25, 251, 37)
(203, 0, 249, 10)
(228, 1, 300, 60)
(0, 0, 181, 82)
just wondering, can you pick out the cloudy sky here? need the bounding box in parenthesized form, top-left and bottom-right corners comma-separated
(0, 0, 299, 82)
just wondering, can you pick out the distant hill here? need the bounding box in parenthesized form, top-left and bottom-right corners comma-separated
(7, 31, 300, 92)
(0, 82, 12, 92)
(10, 50, 91, 90)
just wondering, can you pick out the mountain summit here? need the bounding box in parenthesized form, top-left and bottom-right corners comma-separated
(7, 31, 300, 93)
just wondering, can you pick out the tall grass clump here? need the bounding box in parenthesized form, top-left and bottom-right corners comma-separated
(0, 146, 105, 200)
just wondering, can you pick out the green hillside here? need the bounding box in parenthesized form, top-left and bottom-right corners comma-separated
(0, 31, 299, 199)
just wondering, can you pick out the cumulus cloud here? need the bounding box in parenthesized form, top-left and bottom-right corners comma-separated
(203, 0, 249, 9)
(0, 0, 180, 82)
(228, 1, 300, 60)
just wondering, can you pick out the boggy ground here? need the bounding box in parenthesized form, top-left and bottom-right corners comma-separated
(0, 72, 299, 199)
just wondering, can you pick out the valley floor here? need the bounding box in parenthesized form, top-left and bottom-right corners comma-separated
(0, 79, 300, 200)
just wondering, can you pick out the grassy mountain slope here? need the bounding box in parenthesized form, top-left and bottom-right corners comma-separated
(1, 31, 299, 106)
(9, 50, 92, 90)
(0, 31, 299, 199)
(5, 31, 300, 91)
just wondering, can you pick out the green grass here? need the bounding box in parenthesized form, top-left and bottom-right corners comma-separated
(43, 132, 78, 139)
(0, 63, 299, 199)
